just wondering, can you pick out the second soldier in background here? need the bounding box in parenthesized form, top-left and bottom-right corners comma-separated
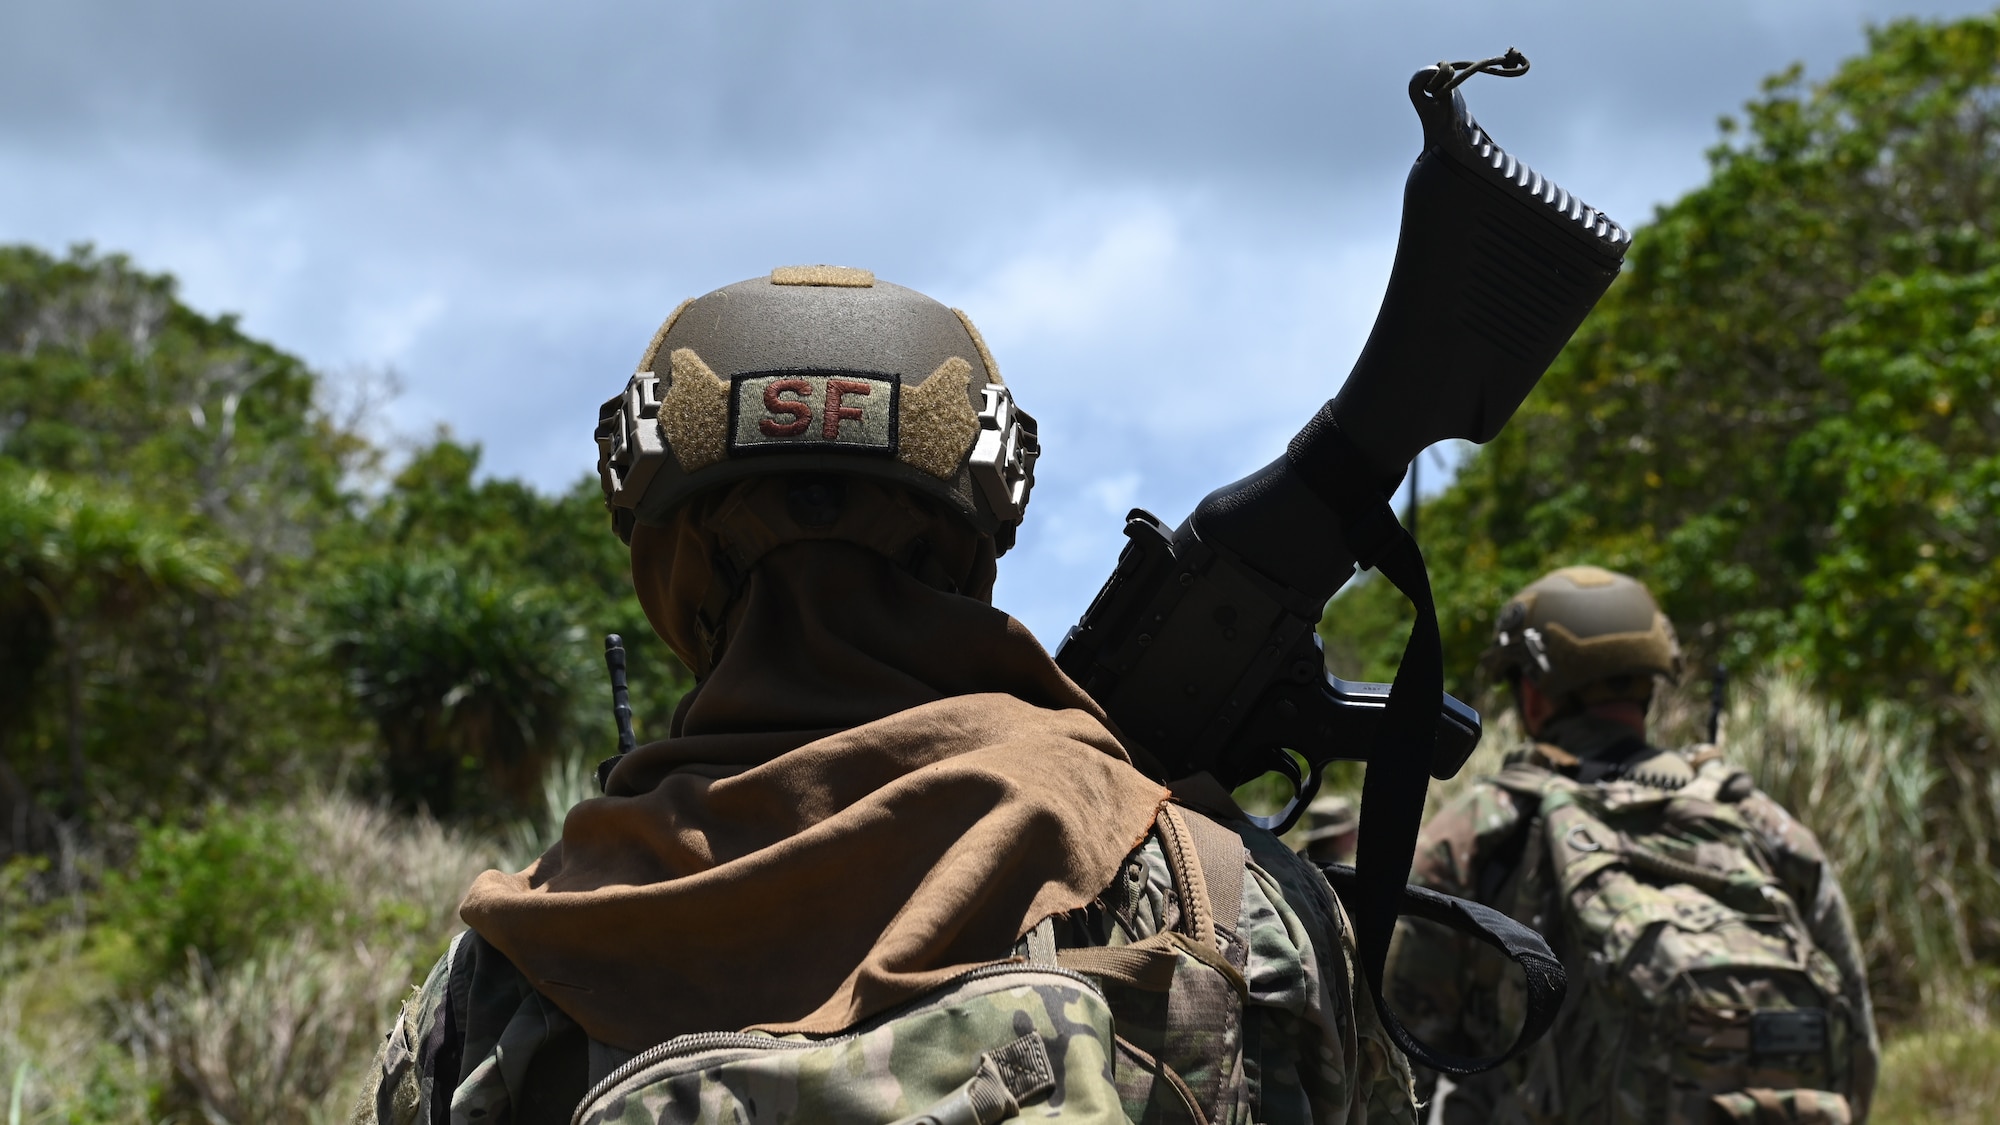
(1390, 566, 1878, 1125)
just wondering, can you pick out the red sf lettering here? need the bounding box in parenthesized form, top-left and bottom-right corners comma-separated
(759, 378, 812, 437)
(823, 379, 871, 439)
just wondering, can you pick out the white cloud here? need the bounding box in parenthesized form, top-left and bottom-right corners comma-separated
(963, 205, 1183, 342)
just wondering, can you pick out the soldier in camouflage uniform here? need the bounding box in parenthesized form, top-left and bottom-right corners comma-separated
(353, 268, 1417, 1125)
(1294, 795, 1359, 867)
(1387, 566, 1878, 1124)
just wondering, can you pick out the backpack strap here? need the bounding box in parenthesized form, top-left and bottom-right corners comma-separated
(1319, 861, 1566, 1049)
(1161, 802, 1246, 942)
(1502, 742, 1579, 773)
(1024, 915, 1060, 967)
(1491, 757, 1570, 796)
(1055, 804, 1249, 996)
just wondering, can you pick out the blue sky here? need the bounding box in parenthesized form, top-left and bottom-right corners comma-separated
(3, 0, 1991, 643)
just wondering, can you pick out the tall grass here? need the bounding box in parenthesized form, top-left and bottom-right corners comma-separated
(1873, 1025, 2000, 1124)
(0, 795, 508, 1125)
(125, 937, 418, 1125)
(501, 749, 604, 871)
(1723, 673, 2000, 1026)
(4, 690, 1994, 1120)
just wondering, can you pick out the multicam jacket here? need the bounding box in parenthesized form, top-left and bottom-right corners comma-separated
(1387, 718, 1879, 1125)
(353, 804, 1418, 1125)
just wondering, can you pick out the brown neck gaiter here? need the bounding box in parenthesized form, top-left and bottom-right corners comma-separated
(458, 479, 1168, 1052)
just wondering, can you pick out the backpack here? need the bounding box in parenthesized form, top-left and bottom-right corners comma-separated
(360, 797, 1549, 1125)
(556, 804, 1251, 1125)
(1487, 751, 1866, 1125)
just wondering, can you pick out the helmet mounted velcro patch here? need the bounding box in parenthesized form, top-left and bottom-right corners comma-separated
(731, 372, 900, 455)
(770, 264, 875, 287)
(600, 350, 999, 500)
(895, 357, 978, 479)
(659, 348, 730, 471)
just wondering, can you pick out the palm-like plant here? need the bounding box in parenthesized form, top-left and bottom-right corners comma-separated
(0, 465, 232, 846)
(321, 557, 582, 818)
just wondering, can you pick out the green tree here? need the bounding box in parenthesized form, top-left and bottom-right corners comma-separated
(0, 245, 364, 824)
(0, 239, 693, 834)
(1786, 266, 2000, 698)
(0, 466, 233, 847)
(355, 436, 693, 747)
(323, 437, 693, 815)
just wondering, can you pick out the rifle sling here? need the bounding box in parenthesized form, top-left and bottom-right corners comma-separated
(1286, 419, 1565, 1076)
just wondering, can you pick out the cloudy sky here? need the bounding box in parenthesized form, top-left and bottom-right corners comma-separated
(3, 0, 1990, 644)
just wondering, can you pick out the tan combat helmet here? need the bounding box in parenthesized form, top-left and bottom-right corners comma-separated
(1479, 565, 1683, 703)
(595, 266, 1039, 551)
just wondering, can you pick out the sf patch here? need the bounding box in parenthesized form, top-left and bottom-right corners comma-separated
(730, 372, 900, 456)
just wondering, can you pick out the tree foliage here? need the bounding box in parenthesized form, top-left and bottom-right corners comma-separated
(0, 244, 359, 832)
(322, 437, 692, 814)
(1325, 14, 2000, 710)
(324, 558, 583, 818)
(0, 246, 690, 845)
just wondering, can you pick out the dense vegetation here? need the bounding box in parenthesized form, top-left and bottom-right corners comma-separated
(1321, 12, 2000, 1060)
(3, 11, 1999, 1123)
(0, 247, 690, 839)
(0, 243, 693, 1120)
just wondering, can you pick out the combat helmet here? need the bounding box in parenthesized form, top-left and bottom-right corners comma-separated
(1479, 565, 1683, 703)
(595, 266, 1039, 551)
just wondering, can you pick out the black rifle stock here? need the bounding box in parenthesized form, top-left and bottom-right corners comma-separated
(1054, 52, 1628, 1075)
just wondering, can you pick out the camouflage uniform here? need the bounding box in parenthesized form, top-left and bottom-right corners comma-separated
(1387, 714, 1879, 1124)
(354, 810, 1419, 1125)
(1293, 795, 1359, 867)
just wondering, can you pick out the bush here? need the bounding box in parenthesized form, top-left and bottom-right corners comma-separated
(322, 557, 585, 819)
(1, 790, 504, 1124)
(93, 808, 340, 992)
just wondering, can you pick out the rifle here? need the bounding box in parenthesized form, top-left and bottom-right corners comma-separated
(1054, 50, 1628, 1076)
